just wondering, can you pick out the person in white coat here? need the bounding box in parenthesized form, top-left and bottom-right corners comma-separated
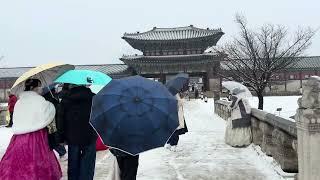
(0, 78, 62, 180)
(166, 93, 188, 151)
(224, 88, 252, 147)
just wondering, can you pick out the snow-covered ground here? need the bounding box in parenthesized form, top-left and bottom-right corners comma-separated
(248, 96, 300, 120)
(0, 99, 288, 179)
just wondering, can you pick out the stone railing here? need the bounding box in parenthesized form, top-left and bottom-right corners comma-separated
(214, 100, 298, 173)
(216, 77, 320, 179)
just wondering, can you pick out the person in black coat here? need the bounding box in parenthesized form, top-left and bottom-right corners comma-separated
(57, 85, 97, 180)
(110, 149, 139, 180)
(42, 85, 67, 160)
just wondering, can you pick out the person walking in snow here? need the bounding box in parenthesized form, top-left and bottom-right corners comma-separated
(224, 88, 252, 147)
(0, 79, 62, 180)
(195, 89, 199, 99)
(204, 95, 208, 103)
(6, 91, 17, 128)
(110, 149, 139, 180)
(166, 93, 188, 151)
(42, 85, 68, 161)
(57, 84, 97, 180)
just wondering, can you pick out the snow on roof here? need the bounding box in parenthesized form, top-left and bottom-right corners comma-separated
(123, 25, 224, 41)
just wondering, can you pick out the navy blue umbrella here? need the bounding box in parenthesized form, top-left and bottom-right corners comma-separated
(165, 73, 189, 95)
(90, 75, 179, 155)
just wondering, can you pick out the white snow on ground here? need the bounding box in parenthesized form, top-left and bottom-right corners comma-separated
(248, 96, 300, 120)
(0, 99, 286, 179)
(0, 127, 12, 154)
(137, 99, 284, 180)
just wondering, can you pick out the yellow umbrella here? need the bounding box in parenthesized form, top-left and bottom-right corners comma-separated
(11, 63, 75, 95)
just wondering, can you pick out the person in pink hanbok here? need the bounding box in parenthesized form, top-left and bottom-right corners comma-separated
(0, 79, 62, 180)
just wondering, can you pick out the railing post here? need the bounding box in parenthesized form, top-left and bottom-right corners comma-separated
(296, 76, 320, 180)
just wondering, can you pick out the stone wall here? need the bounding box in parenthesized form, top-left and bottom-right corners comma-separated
(214, 100, 298, 173)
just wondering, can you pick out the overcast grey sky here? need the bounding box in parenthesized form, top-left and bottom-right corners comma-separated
(0, 0, 319, 67)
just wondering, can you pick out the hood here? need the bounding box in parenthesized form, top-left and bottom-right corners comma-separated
(67, 86, 94, 101)
(9, 94, 16, 98)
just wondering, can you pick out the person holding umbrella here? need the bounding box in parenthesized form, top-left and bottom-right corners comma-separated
(90, 76, 179, 180)
(166, 92, 188, 151)
(224, 87, 252, 147)
(165, 73, 189, 151)
(0, 63, 73, 180)
(0, 79, 62, 180)
(56, 84, 97, 180)
(55, 70, 112, 180)
(42, 84, 68, 161)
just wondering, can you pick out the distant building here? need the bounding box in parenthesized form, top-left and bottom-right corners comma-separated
(120, 25, 224, 92)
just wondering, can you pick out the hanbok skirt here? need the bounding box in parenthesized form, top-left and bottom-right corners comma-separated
(0, 128, 62, 180)
(225, 119, 252, 147)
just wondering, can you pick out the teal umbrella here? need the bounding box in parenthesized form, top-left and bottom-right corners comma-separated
(55, 70, 112, 85)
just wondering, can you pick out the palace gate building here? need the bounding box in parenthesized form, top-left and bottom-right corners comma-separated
(120, 25, 224, 94)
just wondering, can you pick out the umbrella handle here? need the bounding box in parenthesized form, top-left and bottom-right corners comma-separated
(40, 72, 59, 101)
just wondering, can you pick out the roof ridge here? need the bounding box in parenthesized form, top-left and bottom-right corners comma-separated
(123, 25, 223, 37)
(0, 63, 127, 69)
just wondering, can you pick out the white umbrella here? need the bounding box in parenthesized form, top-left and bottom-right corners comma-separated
(11, 63, 74, 95)
(222, 81, 252, 98)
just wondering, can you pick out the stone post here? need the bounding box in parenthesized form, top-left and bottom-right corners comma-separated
(296, 76, 320, 180)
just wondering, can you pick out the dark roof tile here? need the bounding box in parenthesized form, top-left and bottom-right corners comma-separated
(123, 26, 224, 41)
(0, 64, 131, 78)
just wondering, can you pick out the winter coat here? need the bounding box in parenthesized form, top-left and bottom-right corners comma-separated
(43, 91, 61, 149)
(175, 94, 188, 135)
(12, 91, 55, 135)
(228, 95, 251, 129)
(8, 94, 17, 112)
(57, 86, 97, 146)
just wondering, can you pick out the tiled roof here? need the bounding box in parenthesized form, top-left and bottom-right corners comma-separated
(290, 56, 320, 69)
(0, 64, 131, 79)
(220, 56, 320, 70)
(0, 67, 32, 79)
(75, 64, 131, 75)
(123, 25, 224, 41)
(121, 53, 220, 63)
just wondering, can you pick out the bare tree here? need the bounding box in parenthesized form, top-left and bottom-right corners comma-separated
(216, 14, 315, 110)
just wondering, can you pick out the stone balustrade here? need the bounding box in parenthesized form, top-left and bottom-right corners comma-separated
(214, 100, 298, 173)
(216, 76, 320, 179)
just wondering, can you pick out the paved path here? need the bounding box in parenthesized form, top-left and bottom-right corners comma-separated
(1, 99, 284, 180)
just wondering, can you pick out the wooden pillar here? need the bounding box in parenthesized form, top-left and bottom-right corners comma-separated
(284, 72, 287, 92)
(159, 74, 166, 84)
(3, 79, 6, 101)
(203, 73, 208, 91)
(299, 71, 303, 88)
